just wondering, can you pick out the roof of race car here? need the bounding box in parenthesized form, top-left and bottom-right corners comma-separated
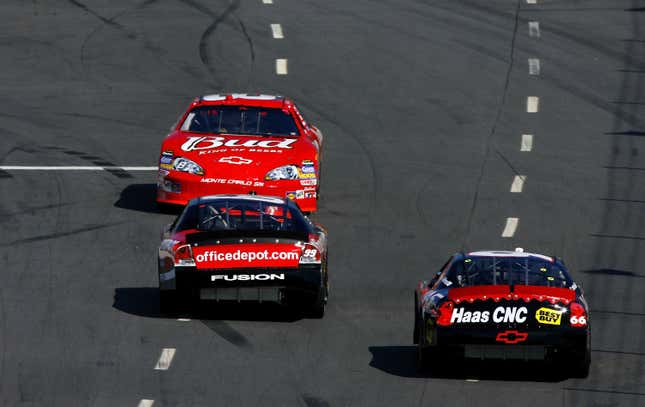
(200, 93, 284, 102)
(196, 194, 287, 205)
(466, 249, 554, 262)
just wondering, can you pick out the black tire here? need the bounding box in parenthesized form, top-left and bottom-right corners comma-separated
(569, 349, 591, 378)
(159, 290, 177, 315)
(305, 287, 326, 319)
(413, 294, 420, 344)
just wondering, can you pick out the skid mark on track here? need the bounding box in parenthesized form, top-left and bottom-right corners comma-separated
(1, 222, 125, 246)
(201, 320, 253, 350)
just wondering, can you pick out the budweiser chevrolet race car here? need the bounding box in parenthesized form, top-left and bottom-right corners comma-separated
(158, 194, 329, 317)
(414, 249, 590, 377)
(157, 93, 323, 213)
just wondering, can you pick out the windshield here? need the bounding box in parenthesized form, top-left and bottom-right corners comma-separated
(180, 106, 299, 136)
(444, 256, 573, 288)
(175, 198, 311, 233)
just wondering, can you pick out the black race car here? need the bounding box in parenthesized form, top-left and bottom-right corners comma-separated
(158, 194, 329, 317)
(414, 249, 590, 377)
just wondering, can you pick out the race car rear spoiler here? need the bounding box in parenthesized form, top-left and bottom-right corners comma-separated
(186, 229, 308, 245)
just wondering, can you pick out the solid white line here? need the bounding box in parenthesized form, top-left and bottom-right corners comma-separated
(528, 21, 540, 38)
(177, 318, 191, 322)
(154, 348, 176, 370)
(276, 59, 288, 75)
(466, 379, 480, 383)
(0, 166, 157, 171)
(138, 400, 154, 407)
(527, 96, 539, 113)
(526, 0, 536, 4)
(521, 134, 533, 151)
(510, 175, 526, 193)
(528, 58, 540, 75)
(262, 0, 273, 4)
(270, 24, 284, 39)
(501, 217, 519, 238)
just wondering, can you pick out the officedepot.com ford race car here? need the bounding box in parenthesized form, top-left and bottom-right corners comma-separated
(156, 93, 323, 213)
(158, 194, 329, 317)
(414, 249, 590, 377)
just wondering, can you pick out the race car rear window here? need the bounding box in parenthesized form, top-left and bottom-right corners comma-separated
(444, 256, 573, 288)
(180, 106, 300, 136)
(175, 198, 311, 234)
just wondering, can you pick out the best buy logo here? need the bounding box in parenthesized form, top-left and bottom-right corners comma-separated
(535, 307, 563, 325)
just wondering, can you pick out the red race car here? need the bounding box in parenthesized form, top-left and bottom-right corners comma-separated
(156, 93, 323, 213)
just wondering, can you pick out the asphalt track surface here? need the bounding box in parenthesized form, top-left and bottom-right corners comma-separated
(1, 0, 645, 406)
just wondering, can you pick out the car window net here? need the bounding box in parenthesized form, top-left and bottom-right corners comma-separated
(180, 106, 299, 136)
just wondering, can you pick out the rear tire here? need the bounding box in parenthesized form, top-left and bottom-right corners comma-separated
(305, 287, 326, 319)
(569, 349, 591, 378)
(159, 290, 177, 315)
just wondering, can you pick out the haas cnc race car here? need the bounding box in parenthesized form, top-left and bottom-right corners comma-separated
(156, 93, 323, 213)
(414, 249, 590, 377)
(158, 194, 329, 317)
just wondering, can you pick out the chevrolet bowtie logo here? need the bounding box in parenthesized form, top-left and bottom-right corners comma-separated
(219, 156, 252, 165)
(495, 330, 528, 344)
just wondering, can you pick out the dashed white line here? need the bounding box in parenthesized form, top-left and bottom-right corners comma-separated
(527, 96, 539, 113)
(262, 0, 273, 4)
(528, 58, 540, 75)
(276, 58, 288, 75)
(138, 400, 154, 407)
(270, 24, 284, 39)
(466, 379, 480, 383)
(510, 175, 526, 193)
(177, 318, 191, 322)
(501, 217, 519, 238)
(0, 166, 157, 171)
(520, 134, 534, 152)
(154, 348, 176, 371)
(526, 0, 537, 4)
(528, 21, 540, 38)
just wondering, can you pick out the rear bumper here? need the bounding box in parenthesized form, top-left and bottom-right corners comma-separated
(424, 324, 588, 361)
(159, 264, 323, 304)
(156, 170, 318, 212)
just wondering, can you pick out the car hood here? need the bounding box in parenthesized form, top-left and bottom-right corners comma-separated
(161, 132, 315, 178)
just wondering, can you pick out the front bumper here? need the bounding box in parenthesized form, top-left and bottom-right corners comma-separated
(159, 264, 323, 304)
(156, 170, 318, 212)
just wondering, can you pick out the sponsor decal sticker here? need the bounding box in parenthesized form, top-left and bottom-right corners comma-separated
(300, 179, 317, 186)
(196, 250, 299, 263)
(211, 273, 285, 282)
(181, 136, 297, 152)
(301, 165, 315, 174)
(450, 306, 528, 324)
(535, 307, 563, 325)
(302, 159, 314, 166)
(219, 156, 252, 165)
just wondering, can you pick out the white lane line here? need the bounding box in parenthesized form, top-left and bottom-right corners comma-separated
(138, 400, 154, 407)
(0, 166, 157, 171)
(466, 379, 480, 383)
(527, 96, 539, 113)
(528, 58, 540, 75)
(177, 318, 191, 322)
(262, 0, 273, 4)
(276, 59, 288, 75)
(501, 217, 519, 238)
(154, 348, 176, 370)
(270, 24, 284, 39)
(528, 21, 540, 38)
(521, 134, 534, 152)
(526, 0, 536, 4)
(510, 175, 526, 193)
